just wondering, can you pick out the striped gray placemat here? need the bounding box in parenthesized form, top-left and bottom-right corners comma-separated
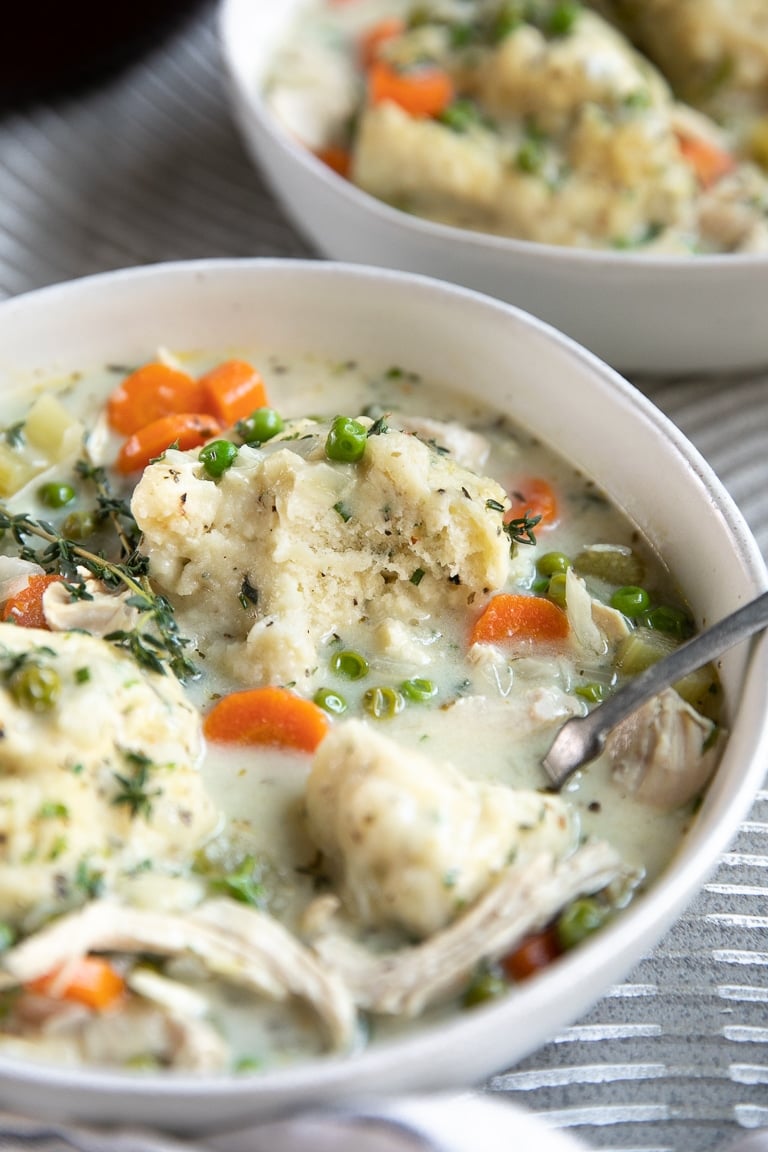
(0, 5, 766, 1149)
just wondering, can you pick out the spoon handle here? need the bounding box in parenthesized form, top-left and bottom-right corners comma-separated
(542, 588, 768, 789)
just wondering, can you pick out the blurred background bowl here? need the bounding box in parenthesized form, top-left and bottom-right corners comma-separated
(0, 257, 767, 1132)
(219, 0, 768, 377)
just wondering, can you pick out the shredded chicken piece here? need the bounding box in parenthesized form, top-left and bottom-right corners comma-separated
(312, 840, 622, 1017)
(607, 686, 720, 810)
(565, 568, 628, 654)
(42, 577, 139, 636)
(74, 1000, 230, 1073)
(2, 899, 357, 1053)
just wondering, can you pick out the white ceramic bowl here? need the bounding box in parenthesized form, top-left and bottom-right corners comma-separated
(0, 259, 767, 1134)
(219, 0, 768, 377)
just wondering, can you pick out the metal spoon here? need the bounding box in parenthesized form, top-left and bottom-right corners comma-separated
(542, 588, 768, 789)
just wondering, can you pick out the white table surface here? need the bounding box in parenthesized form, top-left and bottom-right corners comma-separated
(0, 6, 767, 1150)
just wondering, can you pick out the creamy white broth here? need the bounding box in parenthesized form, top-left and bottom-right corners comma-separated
(0, 345, 718, 1073)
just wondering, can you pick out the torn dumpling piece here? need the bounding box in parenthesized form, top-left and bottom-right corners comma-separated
(0, 623, 217, 927)
(131, 419, 512, 689)
(305, 719, 578, 938)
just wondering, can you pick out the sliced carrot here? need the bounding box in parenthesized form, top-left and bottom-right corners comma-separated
(116, 412, 222, 474)
(360, 17, 405, 69)
(1, 573, 63, 629)
(501, 928, 562, 982)
(199, 359, 268, 428)
(368, 60, 455, 119)
(107, 362, 204, 436)
(676, 132, 736, 189)
(505, 477, 558, 531)
(315, 146, 352, 179)
(204, 686, 330, 754)
(470, 593, 569, 647)
(27, 956, 125, 1011)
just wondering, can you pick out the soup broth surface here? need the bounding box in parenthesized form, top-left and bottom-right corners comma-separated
(0, 345, 721, 1073)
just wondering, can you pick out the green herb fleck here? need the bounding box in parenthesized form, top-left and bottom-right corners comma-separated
(112, 752, 160, 820)
(238, 576, 259, 609)
(38, 801, 69, 820)
(3, 423, 25, 449)
(504, 512, 541, 549)
(334, 501, 352, 523)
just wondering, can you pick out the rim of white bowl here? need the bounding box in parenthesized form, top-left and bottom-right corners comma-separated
(218, 0, 768, 276)
(0, 257, 766, 1103)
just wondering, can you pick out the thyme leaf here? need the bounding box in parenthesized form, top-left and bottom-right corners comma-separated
(504, 511, 541, 549)
(112, 752, 160, 819)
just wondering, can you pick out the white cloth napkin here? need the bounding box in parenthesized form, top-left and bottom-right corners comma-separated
(0, 1096, 765, 1152)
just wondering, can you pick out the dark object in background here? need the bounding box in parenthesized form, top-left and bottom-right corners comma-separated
(1, 0, 210, 112)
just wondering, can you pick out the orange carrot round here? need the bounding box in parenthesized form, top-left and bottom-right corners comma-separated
(199, 359, 268, 427)
(360, 17, 405, 68)
(501, 928, 562, 982)
(505, 477, 559, 531)
(27, 957, 125, 1011)
(1, 573, 63, 629)
(368, 60, 455, 119)
(676, 132, 736, 189)
(116, 412, 222, 474)
(470, 593, 569, 646)
(315, 146, 353, 178)
(107, 362, 204, 436)
(204, 686, 330, 754)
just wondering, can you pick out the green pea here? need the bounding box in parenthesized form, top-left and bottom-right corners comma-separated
(639, 604, 693, 639)
(236, 407, 284, 444)
(61, 510, 97, 540)
(325, 416, 367, 464)
(330, 650, 369, 680)
(199, 439, 238, 478)
(462, 969, 508, 1009)
(363, 686, 405, 720)
(8, 663, 61, 712)
(234, 1056, 263, 1074)
(492, 1, 525, 42)
(516, 138, 544, 174)
(575, 682, 608, 704)
(547, 0, 580, 37)
(547, 572, 568, 606)
(439, 98, 482, 134)
(38, 481, 76, 509)
(556, 897, 608, 951)
(537, 551, 571, 578)
(400, 677, 438, 703)
(313, 687, 348, 715)
(610, 585, 651, 618)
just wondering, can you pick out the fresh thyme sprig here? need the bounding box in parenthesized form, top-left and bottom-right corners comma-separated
(486, 499, 542, 550)
(503, 511, 542, 548)
(74, 458, 141, 560)
(0, 506, 197, 682)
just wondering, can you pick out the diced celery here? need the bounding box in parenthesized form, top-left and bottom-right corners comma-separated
(674, 662, 721, 719)
(573, 544, 644, 586)
(616, 626, 677, 675)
